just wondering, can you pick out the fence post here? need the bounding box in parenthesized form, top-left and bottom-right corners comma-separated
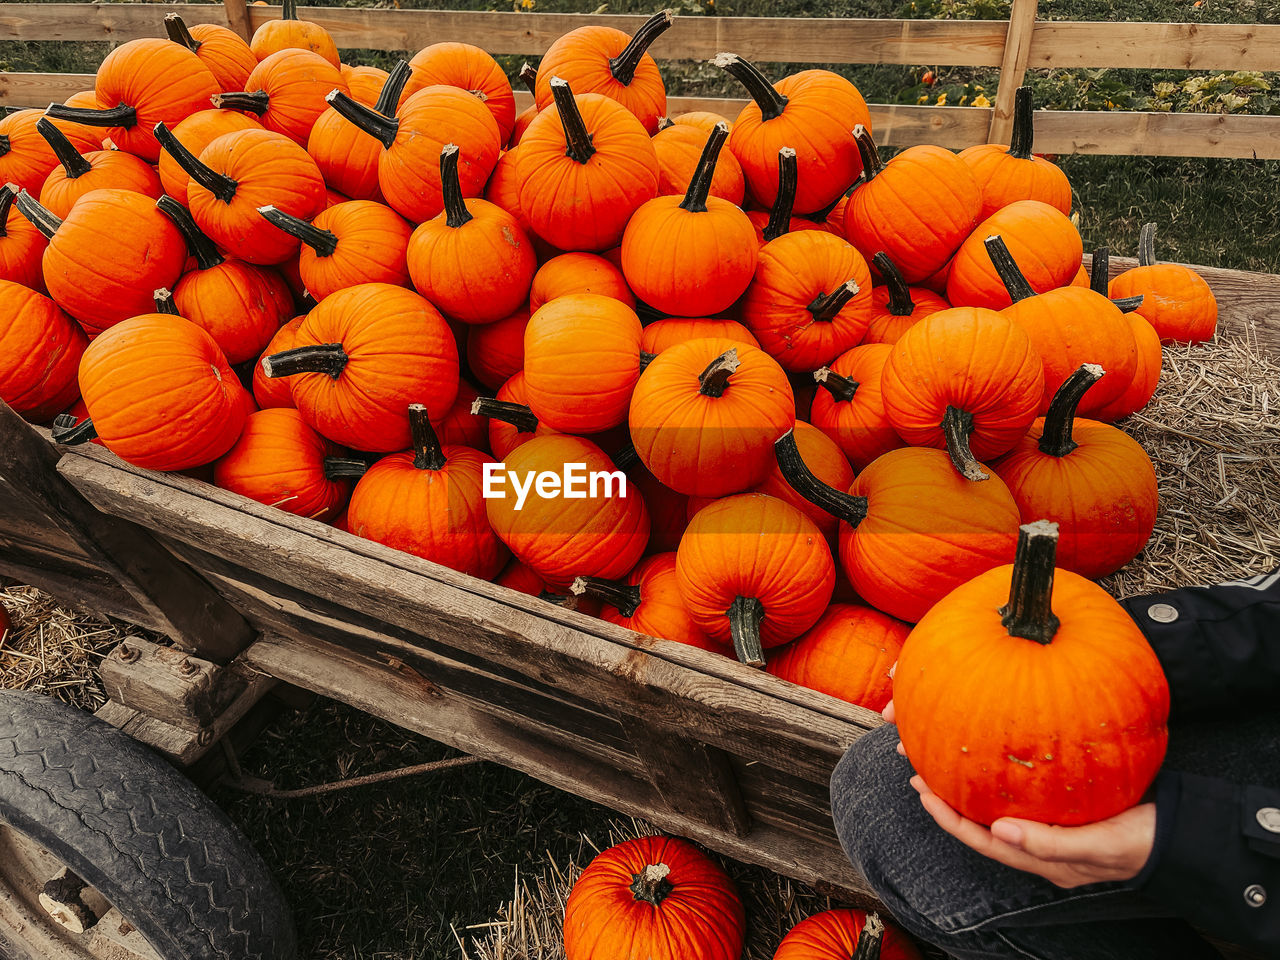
(989, 0, 1038, 144)
(224, 0, 253, 42)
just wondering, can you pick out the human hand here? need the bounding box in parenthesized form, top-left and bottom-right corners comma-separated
(910, 776, 1156, 888)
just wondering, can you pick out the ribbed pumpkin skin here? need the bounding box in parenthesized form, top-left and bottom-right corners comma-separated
(946, 201, 1083, 309)
(466, 308, 527, 389)
(993, 421, 1158, 579)
(437, 380, 489, 452)
(404, 43, 516, 144)
(235, 50, 349, 146)
(0, 281, 86, 421)
(677, 493, 835, 649)
(774, 909, 922, 960)
(39, 148, 164, 219)
(629, 463, 690, 554)
(671, 111, 733, 135)
(186, 23, 257, 91)
(48, 96, 112, 156)
(529, 253, 634, 313)
(288, 284, 460, 452)
(486, 372, 559, 458)
(652, 124, 745, 204)
(157, 110, 263, 203)
(629, 337, 795, 498)
(881, 307, 1044, 463)
(640, 318, 758, 355)
(563, 835, 744, 960)
(174, 260, 295, 365)
(90, 39, 221, 162)
(957, 142, 1072, 221)
(1109, 263, 1218, 344)
(767, 605, 906, 712)
(40, 188, 187, 335)
(810, 343, 904, 472)
(188, 128, 327, 265)
(252, 315, 304, 409)
(249, 15, 340, 67)
(864, 283, 949, 345)
(841, 447, 1021, 623)
(754, 421, 853, 542)
(516, 93, 659, 252)
(1094, 312, 1162, 422)
(0, 111, 62, 193)
(729, 70, 870, 216)
(523, 294, 643, 434)
(739, 231, 873, 372)
(347, 442, 508, 579)
(486, 435, 650, 589)
(1, 190, 49, 291)
(213, 407, 349, 520)
(300, 200, 413, 301)
(306, 70, 388, 203)
(534, 27, 667, 134)
(844, 145, 982, 283)
(598, 553, 724, 653)
(482, 147, 529, 227)
(895, 563, 1169, 826)
(79, 314, 249, 471)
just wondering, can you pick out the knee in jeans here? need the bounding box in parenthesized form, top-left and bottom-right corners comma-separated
(829, 725, 914, 877)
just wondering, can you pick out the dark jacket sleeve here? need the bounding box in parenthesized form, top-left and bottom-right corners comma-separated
(1119, 568, 1280, 719)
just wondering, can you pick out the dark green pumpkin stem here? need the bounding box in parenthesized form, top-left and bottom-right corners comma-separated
(762, 146, 797, 243)
(326, 89, 400, 150)
(1112, 294, 1144, 313)
(712, 53, 787, 122)
(808, 279, 860, 323)
(470, 397, 539, 434)
(153, 287, 179, 315)
(156, 194, 225, 270)
(698, 348, 739, 398)
(0, 183, 14, 236)
(51, 414, 97, 445)
(1008, 86, 1035, 160)
(813, 366, 859, 403)
(375, 60, 412, 117)
(629, 863, 673, 905)
(941, 405, 989, 482)
(853, 124, 883, 181)
(44, 101, 137, 130)
(999, 520, 1061, 644)
(12, 188, 62, 239)
(35, 117, 91, 179)
(571, 576, 642, 618)
(408, 403, 447, 470)
(1089, 246, 1110, 295)
(852, 913, 885, 960)
(323, 457, 368, 480)
(984, 235, 1036, 304)
(806, 184, 850, 225)
(0, 134, 9, 159)
(439, 143, 473, 229)
(154, 122, 238, 203)
(609, 10, 673, 86)
(549, 77, 596, 164)
(774, 428, 868, 525)
(282, 0, 299, 21)
(680, 122, 728, 213)
(1137, 221, 1158, 267)
(518, 62, 537, 97)
(1038, 363, 1104, 458)
(873, 252, 915, 316)
(727, 595, 767, 668)
(258, 204, 338, 257)
(262, 343, 348, 380)
(164, 13, 202, 52)
(611, 442, 640, 471)
(211, 90, 271, 116)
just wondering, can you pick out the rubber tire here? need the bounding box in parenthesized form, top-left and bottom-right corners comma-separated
(0, 689, 296, 960)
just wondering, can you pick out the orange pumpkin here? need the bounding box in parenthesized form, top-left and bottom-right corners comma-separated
(436, 379, 489, 452)
(0, 280, 86, 422)
(864, 252, 950, 345)
(252, 315, 304, 409)
(767, 605, 906, 711)
(640, 317, 758, 355)
(306, 62, 405, 203)
(212, 48, 349, 146)
(466, 308, 527, 389)
(507, 63, 540, 148)
(0, 182, 49, 290)
(1108, 222, 1218, 343)
(1093, 256, 1162, 425)
(745, 147, 825, 246)
(249, 0, 340, 67)
(753, 419, 853, 542)
(627, 461, 690, 555)
(1, 109, 96, 194)
(946, 200, 1083, 309)
(404, 43, 516, 145)
(34, 117, 162, 219)
(809, 344, 903, 472)
(164, 13, 257, 91)
(669, 111, 734, 135)
(473, 372, 559, 459)
(156, 109, 264, 204)
(529, 252, 634, 314)
(651, 122, 745, 205)
(774, 910, 922, 960)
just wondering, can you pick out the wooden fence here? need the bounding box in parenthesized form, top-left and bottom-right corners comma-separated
(2, 0, 1279, 158)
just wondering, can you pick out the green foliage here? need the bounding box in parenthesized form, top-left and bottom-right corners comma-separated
(901, 0, 1011, 19)
(1145, 71, 1278, 114)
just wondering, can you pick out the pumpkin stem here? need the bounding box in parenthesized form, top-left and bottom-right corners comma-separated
(813, 366, 859, 403)
(852, 913, 886, 960)
(853, 124, 883, 181)
(808, 279, 860, 323)
(35, 117, 92, 179)
(1137, 221, 1158, 267)
(774, 428, 869, 526)
(326, 89, 400, 150)
(609, 9, 674, 86)
(697, 348, 740, 398)
(1111, 294, 1144, 313)
(153, 122, 238, 203)
(156, 194, 226, 270)
(51, 413, 97, 445)
(712, 53, 788, 122)
(873, 252, 915, 316)
(470, 397, 539, 434)
(211, 90, 271, 116)
(0, 183, 14, 237)
(679, 122, 728, 214)
(282, 0, 299, 21)
(163, 13, 202, 52)
(805, 184, 850, 225)
(11, 188, 62, 239)
(999, 520, 1061, 645)
(761, 147, 797, 243)
(628, 863, 673, 905)
(1037, 363, 1104, 458)
(1089, 246, 1110, 295)
(258, 204, 338, 257)
(656, 115, 673, 131)
(518, 62, 537, 97)
(323, 457, 369, 480)
(570, 576, 642, 618)
(438, 143, 474, 229)
(0, 135, 9, 159)
(611, 442, 640, 471)
(407, 403, 448, 471)
(374, 60, 413, 118)
(984, 235, 1036, 304)
(1007, 86, 1036, 160)
(153, 288, 180, 316)
(549, 77, 596, 164)
(262, 343, 349, 381)
(43, 101, 138, 130)
(727, 595, 767, 668)
(941, 406, 989, 482)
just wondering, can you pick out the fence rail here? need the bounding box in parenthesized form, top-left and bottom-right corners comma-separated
(1, 1, 1277, 158)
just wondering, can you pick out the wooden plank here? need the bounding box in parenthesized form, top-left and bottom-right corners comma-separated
(0, 72, 93, 107)
(222, 0, 251, 42)
(1031, 20, 1280, 72)
(1034, 108, 1280, 160)
(988, 0, 1037, 144)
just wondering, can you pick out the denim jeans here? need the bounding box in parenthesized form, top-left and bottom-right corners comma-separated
(830, 711, 1280, 960)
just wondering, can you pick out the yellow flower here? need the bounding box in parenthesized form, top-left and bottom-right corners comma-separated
(918, 94, 929, 104)
(936, 92, 948, 105)
(974, 84, 985, 92)
(972, 93, 991, 108)
(520, 0, 535, 8)
(959, 94, 968, 105)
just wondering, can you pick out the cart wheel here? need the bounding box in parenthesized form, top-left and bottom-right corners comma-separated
(0, 690, 296, 960)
